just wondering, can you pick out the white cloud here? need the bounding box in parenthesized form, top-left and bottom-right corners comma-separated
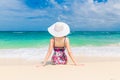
(0, 0, 49, 19)
(0, 0, 120, 31)
(59, 0, 120, 30)
(0, 0, 52, 31)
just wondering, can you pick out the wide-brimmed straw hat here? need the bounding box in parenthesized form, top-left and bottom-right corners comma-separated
(48, 22, 70, 37)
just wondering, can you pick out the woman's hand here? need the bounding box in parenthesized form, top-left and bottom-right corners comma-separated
(75, 63, 85, 66)
(42, 62, 46, 66)
(36, 62, 46, 67)
(74, 63, 77, 66)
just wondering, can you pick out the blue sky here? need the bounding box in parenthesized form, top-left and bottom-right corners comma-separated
(0, 0, 120, 31)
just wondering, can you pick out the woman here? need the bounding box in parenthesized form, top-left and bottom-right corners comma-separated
(43, 22, 77, 66)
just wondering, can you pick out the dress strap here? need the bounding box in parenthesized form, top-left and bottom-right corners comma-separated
(64, 36, 66, 48)
(53, 37, 55, 48)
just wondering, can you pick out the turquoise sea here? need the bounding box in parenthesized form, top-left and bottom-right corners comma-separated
(0, 31, 120, 49)
(0, 31, 120, 60)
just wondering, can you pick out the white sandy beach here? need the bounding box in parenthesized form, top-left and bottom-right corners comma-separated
(0, 46, 120, 80)
(0, 56, 120, 80)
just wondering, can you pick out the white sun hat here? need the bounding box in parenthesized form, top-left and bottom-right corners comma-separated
(48, 22, 70, 37)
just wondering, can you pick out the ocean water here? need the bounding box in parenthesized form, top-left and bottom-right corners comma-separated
(0, 31, 120, 49)
(0, 31, 120, 48)
(70, 31, 120, 46)
(0, 31, 50, 49)
(0, 31, 120, 60)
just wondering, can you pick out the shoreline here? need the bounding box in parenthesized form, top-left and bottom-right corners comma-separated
(0, 46, 120, 61)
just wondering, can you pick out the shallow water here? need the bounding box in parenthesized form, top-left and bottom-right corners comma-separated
(0, 31, 120, 48)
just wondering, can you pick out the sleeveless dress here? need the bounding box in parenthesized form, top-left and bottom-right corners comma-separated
(51, 37, 67, 65)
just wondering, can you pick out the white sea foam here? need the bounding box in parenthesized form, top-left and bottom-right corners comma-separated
(0, 48, 48, 61)
(0, 46, 120, 61)
(12, 32, 24, 34)
(71, 46, 120, 57)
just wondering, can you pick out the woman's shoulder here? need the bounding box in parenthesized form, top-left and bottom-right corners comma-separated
(65, 37, 69, 41)
(50, 37, 54, 42)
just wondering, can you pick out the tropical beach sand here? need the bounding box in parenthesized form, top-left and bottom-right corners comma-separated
(0, 56, 120, 80)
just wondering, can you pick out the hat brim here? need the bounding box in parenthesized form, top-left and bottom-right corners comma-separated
(48, 22, 70, 37)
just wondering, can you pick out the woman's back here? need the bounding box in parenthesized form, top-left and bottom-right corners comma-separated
(53, 37, 66, 48)
(51, 37, 67, 64)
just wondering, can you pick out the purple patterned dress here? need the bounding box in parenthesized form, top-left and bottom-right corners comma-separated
(51, 38, 67, 65)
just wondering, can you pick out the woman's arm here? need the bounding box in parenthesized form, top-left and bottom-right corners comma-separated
(66, 37, 77, 65)
(43, 38, 54, 66)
